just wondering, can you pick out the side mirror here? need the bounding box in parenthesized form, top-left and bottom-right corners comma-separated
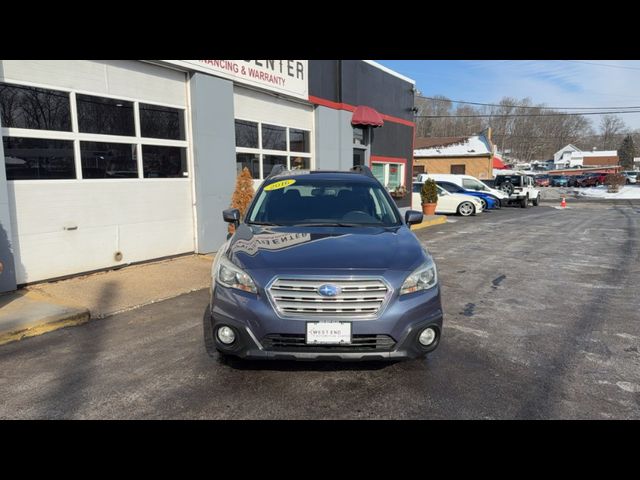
(223, 208, 240, 226)
(405, 210, 423, 226)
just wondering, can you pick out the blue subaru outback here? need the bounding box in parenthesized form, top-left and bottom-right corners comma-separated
(204, 166, 443, 362)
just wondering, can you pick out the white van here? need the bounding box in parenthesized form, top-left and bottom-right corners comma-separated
(416, 173, 509, 203)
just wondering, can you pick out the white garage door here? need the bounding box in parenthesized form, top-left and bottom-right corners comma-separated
(1, 60, 195, 283)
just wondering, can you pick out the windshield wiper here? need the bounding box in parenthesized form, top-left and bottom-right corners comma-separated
(295, 222, 374, 227)
(247, 221, 281, 226)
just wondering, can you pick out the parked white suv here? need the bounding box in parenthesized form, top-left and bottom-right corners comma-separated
(416, 173, 509, 205)
(493, 172, 541, 208)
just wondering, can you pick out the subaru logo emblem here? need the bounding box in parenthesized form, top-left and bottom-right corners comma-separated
(318, 284, 341, 297)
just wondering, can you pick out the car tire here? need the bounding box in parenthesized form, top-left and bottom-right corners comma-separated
(458, 201, 475, 216)
(532, 195, 540, 206)
(501, 182, 514, 196)
(480, 198, 488, 210)
(521, 196, 528, 208)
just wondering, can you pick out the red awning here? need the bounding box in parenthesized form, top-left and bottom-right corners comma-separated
(493, 157, 507, 169)
(351, 106, 384, 127)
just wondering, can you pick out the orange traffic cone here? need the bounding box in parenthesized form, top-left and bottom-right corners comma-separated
(560, 197, 566, 208)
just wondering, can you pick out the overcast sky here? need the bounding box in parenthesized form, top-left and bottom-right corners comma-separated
(376, 60, 640, 130)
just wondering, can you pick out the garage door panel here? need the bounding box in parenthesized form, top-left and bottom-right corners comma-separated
(118, 219, 194, 265)
(13, 226, 120, 284)
(8, 182, 194, 236)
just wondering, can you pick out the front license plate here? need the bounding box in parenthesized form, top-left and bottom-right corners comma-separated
(306, 322, 351, 345)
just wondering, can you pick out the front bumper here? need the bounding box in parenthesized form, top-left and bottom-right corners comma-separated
(207, 283, 443, 361)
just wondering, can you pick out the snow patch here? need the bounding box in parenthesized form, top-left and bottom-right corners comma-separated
(575, 185, 640, 199)
(446, 324, 489, 338)
(616, 381, 640, 393)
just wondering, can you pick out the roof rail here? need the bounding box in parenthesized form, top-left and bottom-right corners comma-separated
(350, 165, 376, 180)
(266, 164, 288, 180)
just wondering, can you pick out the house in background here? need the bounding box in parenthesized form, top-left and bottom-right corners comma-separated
(413, 129, 494, 180)
(553, 144, 619, 169)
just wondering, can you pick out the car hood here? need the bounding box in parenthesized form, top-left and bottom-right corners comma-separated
(226, 224, 427, 272)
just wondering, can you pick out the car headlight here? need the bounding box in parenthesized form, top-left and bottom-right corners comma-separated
(400, 256, 438, 295)
(215, 255, 257, 294)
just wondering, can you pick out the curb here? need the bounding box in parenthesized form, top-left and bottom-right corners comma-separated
(0, 309, 90, 346)
(412, 215, 447, 230)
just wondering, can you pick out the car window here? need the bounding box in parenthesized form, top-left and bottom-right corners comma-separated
(247, 178, 401, 227)
(438, 182, 461, 193)
(462, 178, 484, 190)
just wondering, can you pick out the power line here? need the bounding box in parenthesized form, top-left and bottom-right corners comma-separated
(416, 94, 640, 111)
(416, 110, 640, 118)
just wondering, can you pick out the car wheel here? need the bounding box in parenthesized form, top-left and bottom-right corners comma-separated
(520, 196, 528, 208)
(480, 198, 488, 210)
(532, 195, 540, 206)
(458, 201, 475, 216)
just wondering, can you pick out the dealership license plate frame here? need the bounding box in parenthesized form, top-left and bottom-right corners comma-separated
(306, 321, 352, 345)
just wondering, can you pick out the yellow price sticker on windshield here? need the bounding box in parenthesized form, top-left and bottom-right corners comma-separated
(264, 179, 296, 191)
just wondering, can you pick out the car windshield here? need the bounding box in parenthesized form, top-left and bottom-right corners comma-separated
(247, 177, 402, 227)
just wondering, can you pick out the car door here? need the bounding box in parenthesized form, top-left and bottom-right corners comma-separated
(435, 186, 457, 213)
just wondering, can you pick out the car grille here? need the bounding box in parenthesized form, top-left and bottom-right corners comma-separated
(262, 334, 396, 352)
(267, 277, 390, 318)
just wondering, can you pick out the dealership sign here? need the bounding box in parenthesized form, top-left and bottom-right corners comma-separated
(164, 60, 308, 100)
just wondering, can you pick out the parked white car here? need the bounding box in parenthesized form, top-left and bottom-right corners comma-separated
(622, 171, 638, 184)
(416, 173, 509, 205)
(412, 183, 483, 216)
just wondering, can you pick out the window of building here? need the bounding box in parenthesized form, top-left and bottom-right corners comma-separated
(236, 152, 260, 178)
(451, 164, 466, 174)
(353, 126, 370, 168)
(289, 129, 310, 153)
(234, 119, 312, 180)
(77, 94, 135, 136)
(142, 145, 187, 178)
(1, 81, 189, 181)
(3, 137, 75, 180)
(371, 162, 405, 189)
(139, 103, 185, 140)
(235, 120, 259, 148)
(263, 154, 287, 177)
(261, 124, 287, 151)
(0, 82, 71, 131)
(80, 141, 137, 178)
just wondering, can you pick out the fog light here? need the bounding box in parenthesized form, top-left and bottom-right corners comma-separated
(217, 326, 236, 345)
(419, 327, 437, 346)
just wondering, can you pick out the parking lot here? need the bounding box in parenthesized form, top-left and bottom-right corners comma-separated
(0, 201, 639, 419)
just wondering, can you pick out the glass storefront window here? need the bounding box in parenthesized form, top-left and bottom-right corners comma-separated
(372, 163, 385, 185)
(372, 162, 404, 189)
(388, 164, 401, 188)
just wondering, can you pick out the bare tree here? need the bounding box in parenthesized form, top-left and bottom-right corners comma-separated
(599, 115, 627, 150)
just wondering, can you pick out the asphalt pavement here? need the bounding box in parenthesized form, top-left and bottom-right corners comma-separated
(1, 201, 639, 419)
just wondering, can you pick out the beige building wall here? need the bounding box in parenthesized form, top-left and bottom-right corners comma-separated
(413, 156, 493, 180)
